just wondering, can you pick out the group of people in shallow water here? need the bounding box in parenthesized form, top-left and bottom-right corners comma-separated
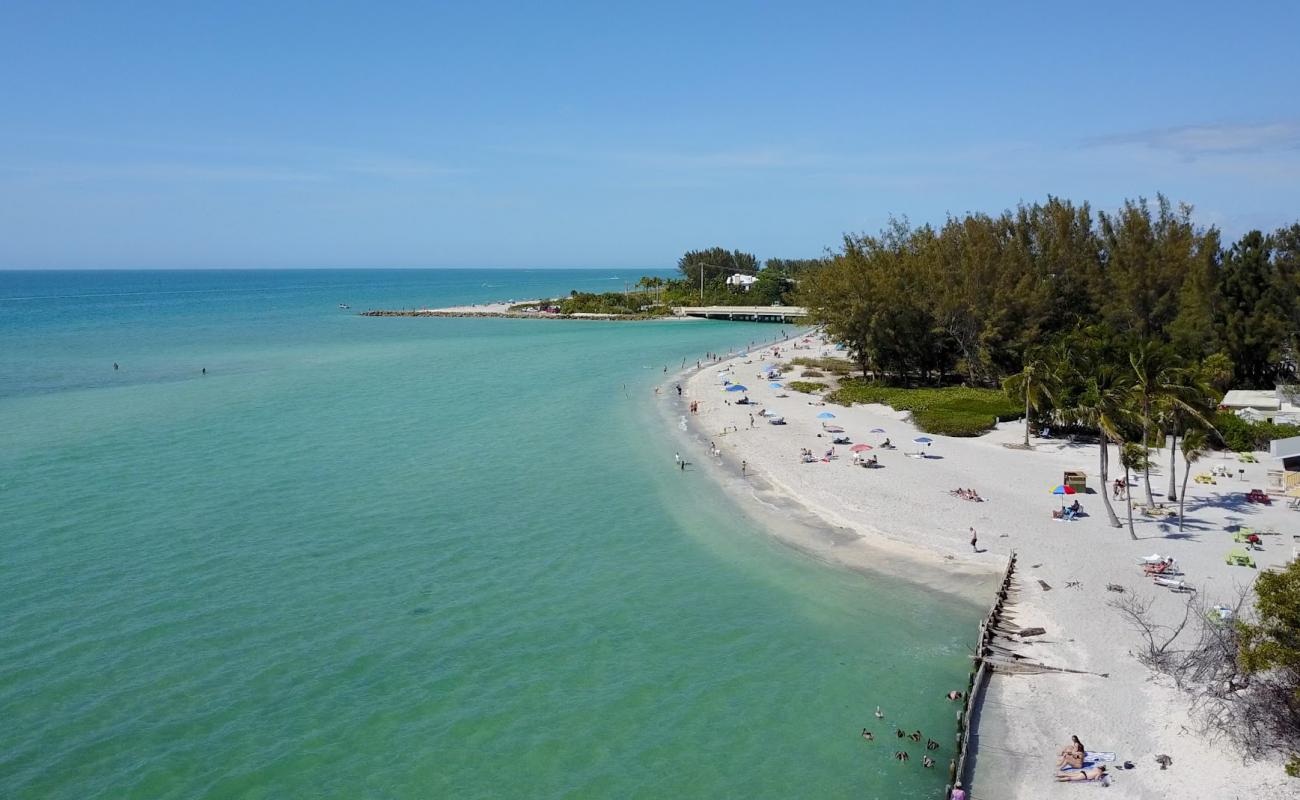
(860, 693, 965, 773)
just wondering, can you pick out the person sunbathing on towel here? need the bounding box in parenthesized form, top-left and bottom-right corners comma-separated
(1056, 736, 1085, 769)
(1055, 765, 1106, 782)
(1143, 558, 1173, 575)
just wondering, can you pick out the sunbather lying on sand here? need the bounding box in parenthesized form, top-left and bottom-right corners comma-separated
(1055, 765, 1106, 782)
(1142, 558, 1175, 575)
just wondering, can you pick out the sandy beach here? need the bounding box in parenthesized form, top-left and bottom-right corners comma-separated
(667, 332, 1294, 800)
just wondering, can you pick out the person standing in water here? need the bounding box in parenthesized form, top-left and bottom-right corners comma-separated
(113, 362, 119, 370)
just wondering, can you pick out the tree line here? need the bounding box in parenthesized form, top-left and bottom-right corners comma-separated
(798, 195, 1299, 390)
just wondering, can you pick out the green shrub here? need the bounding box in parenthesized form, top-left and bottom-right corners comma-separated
(791, 356, 855, 375)
(788, 381, 827, 393)
(1212, 412, 1300, 452)
(801, 369, 825, 378)
(826, 380, 1022, 436)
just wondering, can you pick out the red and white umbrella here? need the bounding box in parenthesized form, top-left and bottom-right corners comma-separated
(850, 444, 874, 453)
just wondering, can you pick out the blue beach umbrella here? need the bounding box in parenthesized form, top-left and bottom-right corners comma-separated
(726, 384, 748, 392)
(816, 411, 836, 419)
(1051, 485, 1077, 495)
(870, 427, 886, 433)
(913, 436, 933, 443)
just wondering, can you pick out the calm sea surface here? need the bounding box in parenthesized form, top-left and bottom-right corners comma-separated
(0, 270, 981, 799)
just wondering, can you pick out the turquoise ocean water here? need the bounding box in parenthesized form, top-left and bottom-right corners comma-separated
(1, 270, 982, 799)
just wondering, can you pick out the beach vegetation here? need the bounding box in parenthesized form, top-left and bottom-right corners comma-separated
(826, 381, 1021, 436)
(790, 356, 854, 374)
(799, 197, 1300, 391)
(788, 381, 827, 393)
(800, 369, 825, 377)
(1210, 413, 1300, 453)
(1002, 350, 1059, 447)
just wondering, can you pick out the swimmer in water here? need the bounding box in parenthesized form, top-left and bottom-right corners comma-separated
(861, 729, 873, 741)
(875, 706, 884, 719)
(909, 731, 922, 742)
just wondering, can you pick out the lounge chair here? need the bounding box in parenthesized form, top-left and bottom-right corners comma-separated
(1226, 549, 1256, 568)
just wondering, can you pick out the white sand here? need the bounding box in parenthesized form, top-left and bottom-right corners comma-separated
(418, 300, 534, 313)
(672, 333, 1294, 800)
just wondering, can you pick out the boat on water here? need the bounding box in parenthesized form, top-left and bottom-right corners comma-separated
(338, 303, 351, 309)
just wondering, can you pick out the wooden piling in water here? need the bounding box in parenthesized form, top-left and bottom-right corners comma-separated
(945, 551, 1017, 799)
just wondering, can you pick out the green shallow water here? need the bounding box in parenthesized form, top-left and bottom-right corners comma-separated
(0, 270, 983, 798)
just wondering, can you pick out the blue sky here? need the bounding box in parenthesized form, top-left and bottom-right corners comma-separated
(2, 0, 1299, 269)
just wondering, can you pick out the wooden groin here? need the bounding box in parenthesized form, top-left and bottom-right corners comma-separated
(946, 551, 1018, 799)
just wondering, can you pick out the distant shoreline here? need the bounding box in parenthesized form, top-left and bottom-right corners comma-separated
(359, 298, 684, 321)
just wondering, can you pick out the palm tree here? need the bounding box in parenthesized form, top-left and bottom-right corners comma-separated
(1128, 343, 1176, 506)
(1178, 428, 1209, 532)
(1002, 353, 1057, 447)
(1120, 442, 1149, 540)
(1157, 375, 1216, 504)
(1069, 365, 1133, 529)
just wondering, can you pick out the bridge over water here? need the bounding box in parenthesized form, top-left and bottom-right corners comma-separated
(674, 305, 807, 323)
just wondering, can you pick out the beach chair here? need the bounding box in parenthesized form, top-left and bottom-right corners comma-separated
(1245, 489, 1272, 504)
(1233, 532, 1264, 549)
(1225, 549, 1256, 568)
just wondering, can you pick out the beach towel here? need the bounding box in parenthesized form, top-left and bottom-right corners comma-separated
(1059, 752, 1115, 772)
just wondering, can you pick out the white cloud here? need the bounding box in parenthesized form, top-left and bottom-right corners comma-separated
(1088, 121, 1300, 157)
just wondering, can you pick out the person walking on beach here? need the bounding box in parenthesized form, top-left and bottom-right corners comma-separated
(741, 460, 747, 476)
(969, 527, 978, 552)
(749, 413, 754, 428)
(676, 384, 682, 396)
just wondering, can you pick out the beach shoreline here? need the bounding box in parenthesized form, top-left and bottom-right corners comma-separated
(655, 334, 1000, 608)
(657, 331, 1294, 800)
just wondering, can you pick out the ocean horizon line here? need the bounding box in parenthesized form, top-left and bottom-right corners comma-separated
(0, 265, 679, 273)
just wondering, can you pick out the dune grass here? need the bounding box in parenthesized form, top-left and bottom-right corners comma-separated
(826, 380, 1021, 436)
(789, 356, 855, 375)
(788, 381, 828, 394)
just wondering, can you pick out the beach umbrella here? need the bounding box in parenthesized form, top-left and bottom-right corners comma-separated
(769, 382, 782, 388)
(816, 411, 836, 419)
(850, 444, 873, 452)
(913, 436, 933, 444)
(726, 384, 748, 392)
(1051, 485, 1077, 495)
(870, 427, 886, 433)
